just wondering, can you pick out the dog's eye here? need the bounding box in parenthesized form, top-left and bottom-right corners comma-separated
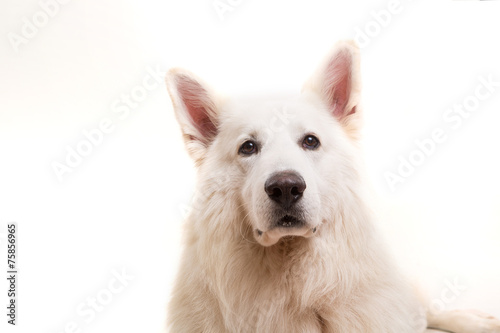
(239, 140, 258, 155)
(302, 135, 320, 150)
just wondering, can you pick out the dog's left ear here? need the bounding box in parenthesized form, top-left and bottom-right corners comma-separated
(303, 40, 362, 137)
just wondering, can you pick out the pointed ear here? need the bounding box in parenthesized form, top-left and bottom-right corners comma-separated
(303, 41, 362, 137)
(165, 69, 219, 162)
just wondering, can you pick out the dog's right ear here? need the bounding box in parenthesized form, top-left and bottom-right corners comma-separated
(165, 69, 219, 162)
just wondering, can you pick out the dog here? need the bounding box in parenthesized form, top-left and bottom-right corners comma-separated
(165, 41, 500, 332)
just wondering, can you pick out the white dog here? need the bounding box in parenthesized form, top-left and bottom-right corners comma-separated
(165, 41, 500, 332)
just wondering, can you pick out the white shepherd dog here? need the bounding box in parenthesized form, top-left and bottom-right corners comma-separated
(165, 41, 500, 333)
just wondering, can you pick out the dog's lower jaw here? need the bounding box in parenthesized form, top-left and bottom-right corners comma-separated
(254, 226, 317, 246)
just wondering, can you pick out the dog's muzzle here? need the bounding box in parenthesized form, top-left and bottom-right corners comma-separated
(254, 171, 318, 246)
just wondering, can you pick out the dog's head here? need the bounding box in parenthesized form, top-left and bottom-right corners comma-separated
(167, 41, 362, 246)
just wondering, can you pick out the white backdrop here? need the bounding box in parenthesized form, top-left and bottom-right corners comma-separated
(1, 0, 499, 332)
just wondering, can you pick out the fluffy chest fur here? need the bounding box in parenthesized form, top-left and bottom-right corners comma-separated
(177, 193, 423, 333)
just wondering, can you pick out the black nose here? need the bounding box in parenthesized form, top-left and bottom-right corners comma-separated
(265, 171, 306, 208)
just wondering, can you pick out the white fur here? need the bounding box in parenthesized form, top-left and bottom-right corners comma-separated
(165, 41, 500, 333)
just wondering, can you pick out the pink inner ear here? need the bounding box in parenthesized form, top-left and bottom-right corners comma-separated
(324, 50, 354, 120)
(176, 75, 217, 140)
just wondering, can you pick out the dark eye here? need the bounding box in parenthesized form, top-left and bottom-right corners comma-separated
(239, 140, 258, 155)
(302, 135, 320, 150)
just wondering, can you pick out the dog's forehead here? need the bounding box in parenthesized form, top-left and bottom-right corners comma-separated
(220, 93, 331, 134)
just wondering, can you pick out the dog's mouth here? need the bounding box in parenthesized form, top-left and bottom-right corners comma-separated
(278, 215, 303, 228)
(254, 214, 318, 247)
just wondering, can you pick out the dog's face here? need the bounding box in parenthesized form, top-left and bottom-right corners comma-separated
(215, 95, 358, 246)
(167, 41, 362, 246)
